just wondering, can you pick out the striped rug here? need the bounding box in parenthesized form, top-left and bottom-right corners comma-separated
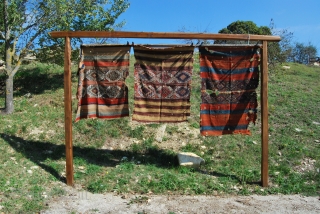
(199, 46, 260, 136)
(132, 45, 194, 123)
(75, 45, 131, 122)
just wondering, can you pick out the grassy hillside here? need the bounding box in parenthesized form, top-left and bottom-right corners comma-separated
(0, 60, 319, 213)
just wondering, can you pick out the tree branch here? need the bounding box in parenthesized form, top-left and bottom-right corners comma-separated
(3, 0, 9, 36)
(24, 30, 42, 52)
(9, 58, 22, 78)
(10, 30, 42, 78)
(19, 22, 38, 36)
(0, 32, 5, 40)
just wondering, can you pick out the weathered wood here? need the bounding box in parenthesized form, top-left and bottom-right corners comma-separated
(49, 31, 281, 41)
(64, 37, 74, 186)
(261, 41, 269, 187)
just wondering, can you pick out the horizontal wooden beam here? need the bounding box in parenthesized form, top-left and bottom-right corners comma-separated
(49, 31, 281, 42)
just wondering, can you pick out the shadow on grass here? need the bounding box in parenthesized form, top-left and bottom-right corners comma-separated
(0, 133, 179, 182)
(0, 65, 67, 97)
(1, 133, 247, 185)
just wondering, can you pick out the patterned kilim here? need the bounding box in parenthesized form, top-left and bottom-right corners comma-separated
(199, 46, 260, 136)
(75, 45, 131, 122)
(132, 45, 194, 123)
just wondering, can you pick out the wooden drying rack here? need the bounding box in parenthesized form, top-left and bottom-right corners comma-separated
(49, 31, 281, 187)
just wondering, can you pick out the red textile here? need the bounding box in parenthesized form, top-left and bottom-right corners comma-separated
(199, 46, 260, 136)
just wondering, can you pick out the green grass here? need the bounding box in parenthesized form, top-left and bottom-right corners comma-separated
(0, 61, 320, 213)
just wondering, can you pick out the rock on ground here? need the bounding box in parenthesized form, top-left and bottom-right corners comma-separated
(155, 124, 167, 142)
(177, 152, 205, 168)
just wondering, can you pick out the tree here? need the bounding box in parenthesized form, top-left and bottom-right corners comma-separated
(289, 42, 317, 64)
(268, 19, 294, 66)
(215, 20, 272, 44)
(0, 0, 129, 114)
(215, 20, 294, 67)
(177, 26, 213, 45)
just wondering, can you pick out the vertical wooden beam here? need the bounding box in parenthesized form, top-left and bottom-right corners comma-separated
(64, 37, 74, 186)
(261, 41, 269, 187)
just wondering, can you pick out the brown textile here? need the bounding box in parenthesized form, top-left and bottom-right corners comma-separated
(75, 45, 130, 122)
(132, 45, 194, 123)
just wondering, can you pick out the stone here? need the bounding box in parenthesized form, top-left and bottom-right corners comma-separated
(155, 124, 167, 142)
(121, 156, 128, 161)
(30, 166, 39, 169)
(312, 121, 320, 125)
(177, 152, 205, 168)
(24, 93, 32, 98)
(282, 65, 290, 69)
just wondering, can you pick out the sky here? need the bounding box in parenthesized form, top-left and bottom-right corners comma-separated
(116, 0, 320, 53)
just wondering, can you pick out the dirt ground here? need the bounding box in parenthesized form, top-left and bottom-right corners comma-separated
(102, 121, 204, 153)
(41, 186, 320, 214)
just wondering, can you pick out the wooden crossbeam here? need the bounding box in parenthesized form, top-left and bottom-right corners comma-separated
(49, 31, 281, 41)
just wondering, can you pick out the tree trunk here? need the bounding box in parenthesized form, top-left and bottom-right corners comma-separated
(2, 75, 14, 114)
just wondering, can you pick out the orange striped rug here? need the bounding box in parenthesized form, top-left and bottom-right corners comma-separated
(199, 46, 260, 136)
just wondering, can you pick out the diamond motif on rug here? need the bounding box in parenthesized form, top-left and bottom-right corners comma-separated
(216, 94, 231, 103)
(86, 85, 100, 97)
(176, 71, 191, 83)
(162, 72, 174, 83)
(141, 85, 156, 98)
(95, 68, 106, 81)
(85, 69, 97, 81)
(139, 72, 152, 81)
(207, 80, 230, 91)
(103, 85, 122, 98)
(161, 86, 174, 98)
(176, 86, 189, 98)
(106, 69, 122, 82)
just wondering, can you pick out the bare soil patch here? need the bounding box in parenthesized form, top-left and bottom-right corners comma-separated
(41, 185, 320, 214)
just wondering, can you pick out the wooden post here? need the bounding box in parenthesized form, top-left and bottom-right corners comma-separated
(64, 37, 74, 186)
(261, 41, 269, 187)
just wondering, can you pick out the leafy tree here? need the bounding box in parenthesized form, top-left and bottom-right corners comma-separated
(215, 20, 272, 44)
(268, 19, 294, 66)
(215, 20, 294, 67)
(0, 0, 129, 114)
(289, 42, 317, 64)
